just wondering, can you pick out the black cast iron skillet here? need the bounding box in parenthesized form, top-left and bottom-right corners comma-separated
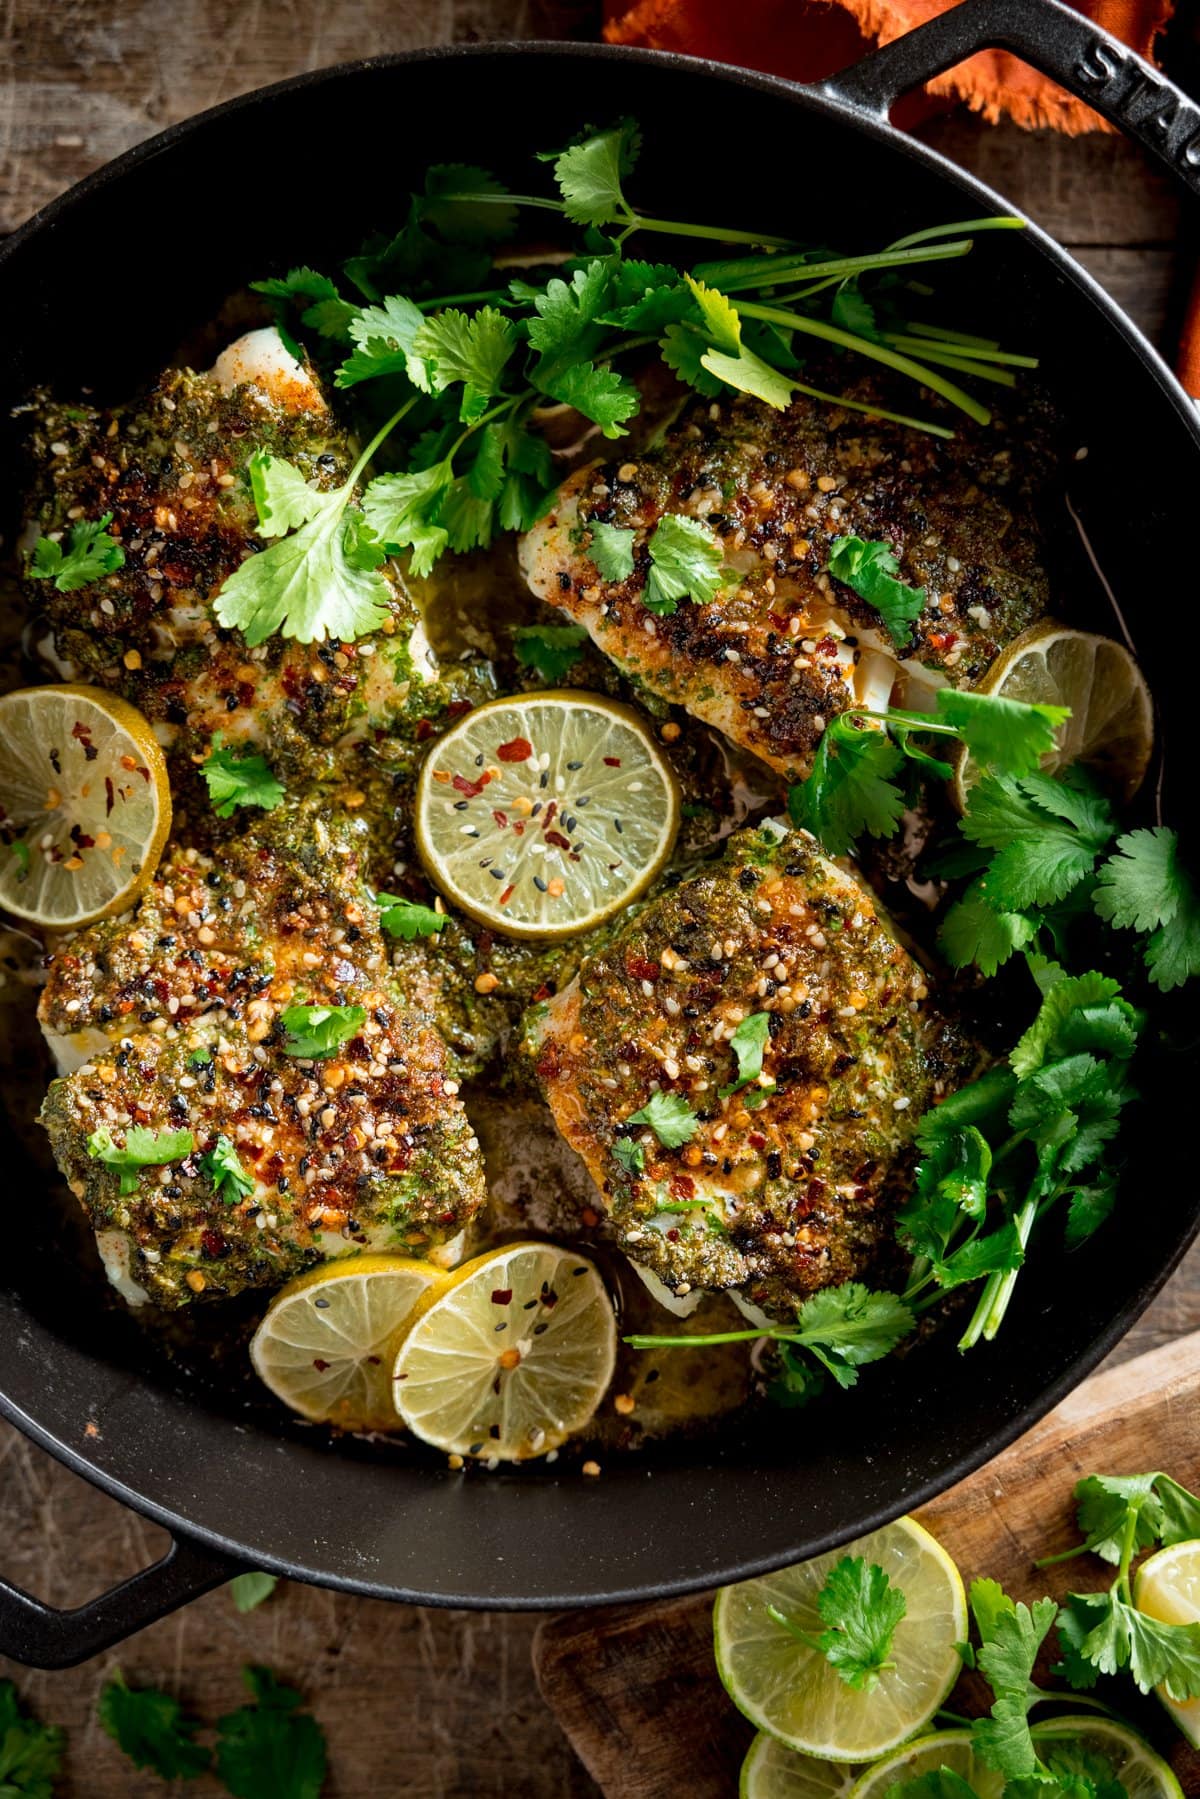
(1, 0, 1198, 1669)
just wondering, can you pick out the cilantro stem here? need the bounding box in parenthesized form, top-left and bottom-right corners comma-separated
(888, 215, 1026, 250)
(437, 191, 794, 250)
(417, 289, 507, 310)
(882, 340, 1018, 389)
(888, 334, 1038, 369)
(958, 1192, 1039, 1350)
(736, 300, 992, 425)
(347, 395, 421, 487)
(691, 241, 973, 293)
(786, 381, 955, 441)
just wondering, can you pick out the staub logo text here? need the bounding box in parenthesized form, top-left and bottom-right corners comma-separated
(1076, 38, 1200, 170)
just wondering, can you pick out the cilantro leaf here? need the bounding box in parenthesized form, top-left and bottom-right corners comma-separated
(788, 715, 906, 857)
(526, 261, 612, 356)
(280, 1004, 366, 1060)
(642, 514, 724, 615)
(1065, 1175, 1118, 1248)
(701, 342, 795, 410)
(936, 688, 1069, 778)
(1059, 1590, 1200, 1700)
(658, 322, 724, 398)
(420, 163, 517, 245)
(963, 773, 1115, 912)
(230, 1571, 279, 1613)
(587, 522, 636, 582)
(215, 463, 392, 646)
(200, 1134, 254, 1204)
(0, 1681, 65, 1798)
(336, 293, 429, 389)
(684, 274, 741, 354)
(215, 1665, 327, 1799)
(627, 1090, 698, 1148)
(552, 121, 639, 227)
(882, 1773, 977, 1799)
(512, 623, 589, 683)
(532, 359, 640, 436)
(828, 536, 926, 648)
(718, 1010, 772, 1099)
(201, 734, 285, 819)
(938, 880, 1037, 977)
(98, 1673, 209, 1781)
(831, 279, 882, 341)
(788, 1282, 914, 1388)
(613, 1138, 645, 1176)
(968, 1580, 1058, 1781)
(374, 892, 447, 940)
(248, 451, 331, 537)
(808, 1556, 908, 1692)
(361, 461, 453, 578)
(1010, 972, 1141, 1079)
(29, 512, 125, 593)
(1054, 1470, 1200, 1568)
(411, 306, 517, 411)
(87, 1126, 196, 1196)
(1094, 828, 1200, 993)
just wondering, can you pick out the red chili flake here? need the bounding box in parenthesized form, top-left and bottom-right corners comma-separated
(415, 718, 435, 741)
(626, 955, 659, 983)
(816, 635, 837, 656)
(666, 1228, 680, 1242)
(446, 699, 474, 718)
(439, 1210, 457, 1225)
(492, 809, 508, 829)
(199, 1229, 228, 1259)
(453, 772, 486, 799)
(749, 1130, 767, 1152)
(492, 1288, 513, 1306)
(313, 1358, 330, 1372)
(603, 756, 621, 766)
(543, 800, 558, 828)
(929, 630, 959, 652)
(71, 721, 98, 761)
(767, 611, 791, 632)
(512, 820, 525, 836)
(669, 1174, 696, 1201)
(498, 884, 515, 906)
(544, 830, 570, 851)
(498, 736, 532, 762)
(104, 776, 115, 816)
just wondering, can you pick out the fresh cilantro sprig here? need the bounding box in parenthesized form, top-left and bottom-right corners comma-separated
(29, 512, 125, 593)
(966, 1579, 1061, 1782)
(641, 514, 726, 615)
(215, 1665, 327, 1799)
(98, 1673, 209, 1781)
(201, 1134, 254, 1204)
(373, 892, 447, 940)
(718, 1011, 775, 1102)
(828, 536, 927, 649)
(900, 963, 1142, 1350)
(279, 1004, 366, 1059)
(767, 1556, 908, 1693)
(0, 1680, 65, 1798)
(626, 1089, 698, 1148)
(627, 1280, 914, 1407)
(512, 622, 589, 682)
(1093, 827, 1200, 993)
(86, 1126, 196, 1196)
(1048, 1472, 1200, 1704)
(201, 734, 286, 819)
(230, 1571, 279, 1613)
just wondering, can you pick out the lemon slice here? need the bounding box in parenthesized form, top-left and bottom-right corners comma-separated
(742, 1733, 860, 1799)
(0, 684, 171, 929)
(1135, 1539, 1200, 1749)
(953, 622, 1153, 808)
(393, 1240, 617, 1460)
(250, 1253, 448, 1431)
(414, 691, 679, 940)
(714, 1518, 967, 1762)
(1031, 1717, 1183, 1799)
(847, 1729, 1003, 1799)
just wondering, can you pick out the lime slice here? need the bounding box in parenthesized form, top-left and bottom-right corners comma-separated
(393, 1240, 617, 1460)
(742, 1733, 860, 1799)
(0, 684, 171, 928)
(953, 622, 1153, 808)
(250, 1253, 447, 1431)
(1032, 1717, 1183, 1799)
(414, 691, 679, 940)
(848, 1729, 1004, 1799)
(1135, 1539, 1200, 1750)
(714, 1517, 967, 1762)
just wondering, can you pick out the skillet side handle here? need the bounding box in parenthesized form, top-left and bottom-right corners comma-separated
(819, 0, 1200, 202)
(0, 1535, 239, 1669)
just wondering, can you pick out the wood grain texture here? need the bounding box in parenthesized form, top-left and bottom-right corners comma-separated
(0, 5, 1194, 1795)
(536, 1334, 1200, 1799)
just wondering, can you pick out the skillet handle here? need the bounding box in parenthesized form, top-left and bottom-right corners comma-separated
(819, 0, 1200, 201)
(0, 1534, 240, 1669)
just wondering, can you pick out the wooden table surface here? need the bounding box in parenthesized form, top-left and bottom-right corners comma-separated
(2, 4, 1197, 1794)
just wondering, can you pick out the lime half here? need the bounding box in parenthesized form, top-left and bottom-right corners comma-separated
(1031, 1717, 1183, 1799)
(1135, 1538, 1200, 1749)
(714, 1517, 966, 1762)
(0, 684, 171, 928)
(415, 691, 679, 940)
(848, 1730, 1004, 1799)
(251, 1253, 447, 1431)
(393, 1240, 617, 1460)
(742, 1732, 860, 1799)
(953, 622, 1152, 808)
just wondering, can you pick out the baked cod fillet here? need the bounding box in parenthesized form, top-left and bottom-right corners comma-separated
(523, 821, 966, 1315)
(519, 381, 1054, 781)
(23, 327, 436, 780)
(38, 809, 485, 1307)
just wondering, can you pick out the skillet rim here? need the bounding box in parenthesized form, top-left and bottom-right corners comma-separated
(1, 38, 1198, 1611)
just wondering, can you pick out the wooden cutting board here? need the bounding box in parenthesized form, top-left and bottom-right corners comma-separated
(534, 1331, 1200, 1798)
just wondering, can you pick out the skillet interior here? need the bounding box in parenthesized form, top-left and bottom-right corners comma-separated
(1, 43, 1197, 1609)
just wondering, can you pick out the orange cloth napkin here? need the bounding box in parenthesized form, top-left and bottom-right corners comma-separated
(604, 0, 1200, 395)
